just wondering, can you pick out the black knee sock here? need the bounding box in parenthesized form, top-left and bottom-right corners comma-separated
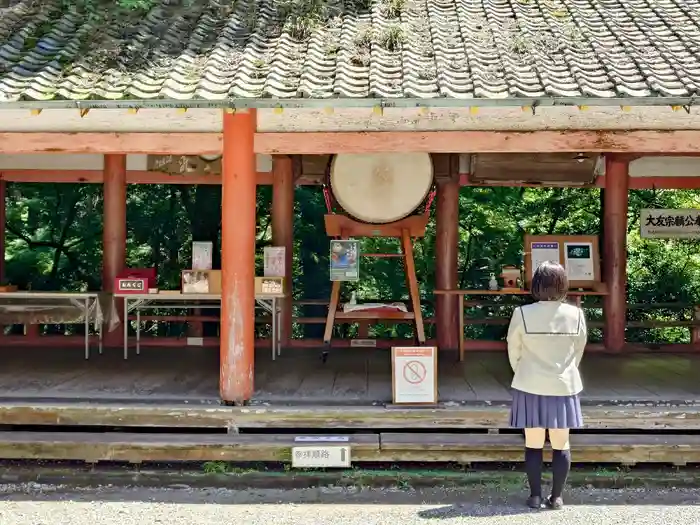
(551, 449, 572, 499)
(524, 447, 543, 498)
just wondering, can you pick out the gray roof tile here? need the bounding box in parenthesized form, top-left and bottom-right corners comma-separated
(0, 0, 699, 102)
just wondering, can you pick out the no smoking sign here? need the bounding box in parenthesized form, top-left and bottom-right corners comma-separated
(392, 347, 437, 405)
(402, 360, 427, 384)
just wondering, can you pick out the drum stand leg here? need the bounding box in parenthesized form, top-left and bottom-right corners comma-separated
(322, 280, 342, 363)
(401, 229, 426, 345)
(321, 221, 427, 360)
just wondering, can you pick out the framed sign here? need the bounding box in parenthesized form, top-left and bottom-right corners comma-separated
(147, 155, 221, 175)
(330, 240, 360, 281)
(524, 234, 601, 289)
(264, 246, 286, 277)
(564, 242, 595, 281)
(182, 270, 221, 294)
(115, 278, 146, 294)
(529, 241, 559, 279)
(192, 241, 213, 270)
(641, 209, 700, 239)
(391, 347, 438, 405)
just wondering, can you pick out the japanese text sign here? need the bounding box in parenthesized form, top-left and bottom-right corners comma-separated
(640, 209, 700, 239)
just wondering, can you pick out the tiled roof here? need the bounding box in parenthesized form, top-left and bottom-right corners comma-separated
(0, 0, 699, 102)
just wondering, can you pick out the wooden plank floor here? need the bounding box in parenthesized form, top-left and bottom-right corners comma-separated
(0, 431, 697, 464)
(0, 344, 700, 404)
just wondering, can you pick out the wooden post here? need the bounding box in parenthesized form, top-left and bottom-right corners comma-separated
(221, 109, 256, 404)
(0, 180, 4, 284)
(0, 181, 5, 337)
(602, 156, 629, 352)
(103, 154, 127, 347)
(271, 155, 294, 348)
(435, 175, 460, 352)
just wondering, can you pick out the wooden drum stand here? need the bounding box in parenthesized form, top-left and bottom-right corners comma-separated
(322, 214, 427, 361)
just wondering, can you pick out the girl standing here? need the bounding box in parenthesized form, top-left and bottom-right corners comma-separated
(507, 261, 587, 510)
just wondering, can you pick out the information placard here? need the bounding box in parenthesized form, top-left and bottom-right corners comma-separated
(192, 241, 213, 270)
(530, 242, 559, 278)
(291, 445, 351, 468)
(391, 346, 438, 405)
(264, 246, 286, 277)
(640, 209, 700, 239)
(330, 240, 360, 281)
(564, 242, 595, 281)
(524, 234, 600, 289)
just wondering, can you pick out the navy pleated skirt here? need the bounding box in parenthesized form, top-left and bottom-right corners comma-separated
(509, 389, 584, 429)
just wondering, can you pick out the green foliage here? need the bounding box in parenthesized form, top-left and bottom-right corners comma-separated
(4, 181, 700, 344)
(116, 0, 155, 9)
(58, 0, 158, 14)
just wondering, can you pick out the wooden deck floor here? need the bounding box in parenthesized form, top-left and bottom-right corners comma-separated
(0, 344, 699, 405)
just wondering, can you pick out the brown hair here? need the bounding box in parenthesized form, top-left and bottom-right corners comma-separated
(531, 261, 568, 301)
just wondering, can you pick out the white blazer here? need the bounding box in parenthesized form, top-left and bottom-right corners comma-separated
(506, 301, 587, 397)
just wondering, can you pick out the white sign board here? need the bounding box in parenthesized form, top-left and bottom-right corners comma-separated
(564, 242, 595, 281)
(640, 209, 700, 239)
(291, 445, 351, 468)
(392, 347, 437, 405)
(264, 246, 286, 277)
(192, 241, 213, 270)
(530, 241, 559, 277)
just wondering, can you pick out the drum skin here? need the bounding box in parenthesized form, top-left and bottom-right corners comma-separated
(330, 153, 434, 224)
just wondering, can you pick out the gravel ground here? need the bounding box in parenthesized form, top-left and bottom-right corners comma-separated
(0, 483, 699, 524)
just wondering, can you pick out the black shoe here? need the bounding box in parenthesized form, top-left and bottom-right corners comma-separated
(526, 496, 543, 509)
(546, 496, 564, 510)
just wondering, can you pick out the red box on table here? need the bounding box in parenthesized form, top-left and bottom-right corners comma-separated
(115, 268, 157, 295)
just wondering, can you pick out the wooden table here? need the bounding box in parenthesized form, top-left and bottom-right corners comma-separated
(0, 292, 103, 359)
(116, 292, 284, 360)
(434, 288, 608, 361)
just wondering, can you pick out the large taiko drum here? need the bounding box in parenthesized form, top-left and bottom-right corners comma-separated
(329, 153, 434, 224)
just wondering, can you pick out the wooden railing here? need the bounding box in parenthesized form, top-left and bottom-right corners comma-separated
(8, 295, 700, 353)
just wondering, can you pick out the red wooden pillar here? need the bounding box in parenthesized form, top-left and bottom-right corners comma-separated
(102, 154, 127, 347)
(435, 175, 460, 352)
(0, 181, 5, 337)
(603, 156, 629, 352)
(0, 180, 4, 283)
(271, 155, 294, 347)
(220, 109, 257, 403)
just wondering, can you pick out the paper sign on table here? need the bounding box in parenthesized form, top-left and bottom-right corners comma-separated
(264, 247, 286, 277)
(192, 242, 213, 270)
